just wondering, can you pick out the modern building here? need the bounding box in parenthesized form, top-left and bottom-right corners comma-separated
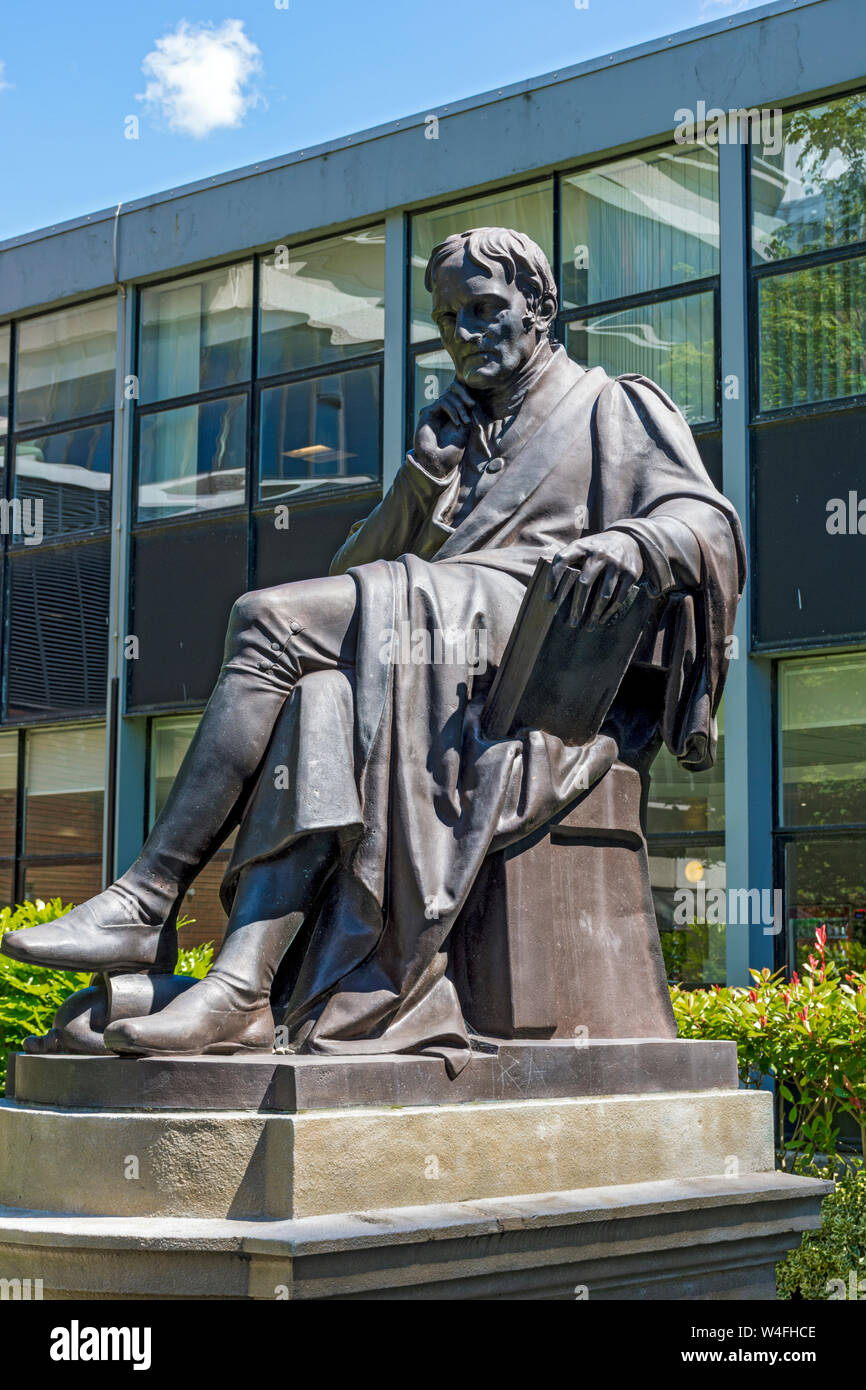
(0, 0, 864, 986)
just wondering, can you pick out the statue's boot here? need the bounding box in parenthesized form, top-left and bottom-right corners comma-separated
(104, 836, 335, 1057)
(23, 972, 198, 1055)
(0, 679, 290, 975)
(2, 576, 357, 976)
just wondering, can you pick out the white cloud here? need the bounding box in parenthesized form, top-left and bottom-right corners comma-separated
(0, 61, 11, 93)
(138, 19, 262, 138)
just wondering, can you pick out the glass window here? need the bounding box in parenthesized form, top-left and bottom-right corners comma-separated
(13, 422, 112, 540)
(149, 714, 199, 823)
(649, 842, 727, 986)
(139, 264, 253, 405)
(412, 348, 454, 424)
(0, 731, 17, 859)
(647, 704, 725, 834)
(779, 654, 866, 827)
(758, 256, 866, 412)
(561, 144, 719, 310)
(259, 366, 380, 502)
(0, 324, 7, 502)
(138, 395, 247, 521)
(24, 724, 105, 856)
(22, 862, 103, 908)
(784, 836, 866, 972)
(0, 323, 10, 435)
(752, 93, 866, 265)
(150, 714, 231, 946)
(16, 300, 116, 428)
(0, 864, 14, 910)
(411, 180, 554, 342)
(259, 228, 385, 377)
(566, 290, 716, 425)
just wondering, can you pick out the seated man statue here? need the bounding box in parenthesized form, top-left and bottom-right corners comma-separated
(2, 227, 745, 1071)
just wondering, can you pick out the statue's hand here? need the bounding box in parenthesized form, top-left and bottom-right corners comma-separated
(545, 532, 644, 629)
(413, 382, 474, 479)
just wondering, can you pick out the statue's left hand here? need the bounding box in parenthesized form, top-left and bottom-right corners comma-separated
(545, 532, 644, 629)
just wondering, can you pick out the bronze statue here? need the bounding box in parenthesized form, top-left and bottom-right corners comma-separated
(2, 228, 745, 1072)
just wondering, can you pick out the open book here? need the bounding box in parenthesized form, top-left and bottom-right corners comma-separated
(481, 556, 663, 743)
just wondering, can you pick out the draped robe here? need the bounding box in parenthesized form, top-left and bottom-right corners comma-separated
(222, 346, 746, 1073)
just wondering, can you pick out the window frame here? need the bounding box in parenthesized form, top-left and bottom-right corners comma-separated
(405, 151, 723, 448)
(1, 299, 117, 727)
(748, 86, 866, 424)
(772, 654, 866, 974)
(131, 233, 387, 539)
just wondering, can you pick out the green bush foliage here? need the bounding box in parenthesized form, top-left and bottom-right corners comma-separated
(0, 898, 213, 1088)
(776, 1160, 866, 1301)
(672, 925, 866, 1169)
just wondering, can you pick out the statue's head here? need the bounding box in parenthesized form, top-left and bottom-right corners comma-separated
(425, 227, 558, 392)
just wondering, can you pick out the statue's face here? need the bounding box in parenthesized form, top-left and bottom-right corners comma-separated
(431, 252, 540, 391)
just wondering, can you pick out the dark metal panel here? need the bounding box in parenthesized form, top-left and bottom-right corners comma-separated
(695, 430, 723, 490)
(752, 406, 866, 647)
(253, 492, 380, 591)
(127, 519, 247, 710)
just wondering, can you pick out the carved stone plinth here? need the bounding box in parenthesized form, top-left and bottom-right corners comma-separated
(0, 1044, 830, 1299)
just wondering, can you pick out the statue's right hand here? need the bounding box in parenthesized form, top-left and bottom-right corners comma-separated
(413, 382, 474, 478)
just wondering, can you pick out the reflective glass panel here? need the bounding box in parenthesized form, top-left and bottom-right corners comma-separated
(561, 143, 719, 310)
(758, 256, 866, 412)
(24, 724, 105, 856)
(0, 323, 10, 435)
(259, 228, 385, 376)
(150, 714, 201, 824)
(22, 861, 102, 908)
(139, 264, 253, 405)
(785, 836, 866, 973)
(647, 703, 725, 834)
(411, 181, 553, 342)
(13, 422, 111, 539)
(138, 395, 247, 521)
(649, 843, 727, 986)
(16, 299, 116, 428)
(412, 347, 454, 424)
(752, 93, 866, 264)
(780, 654, 866, 827)
(259, 367, 380, 502)
(566, 290, 716, 424)
(0, 731, 17, 858)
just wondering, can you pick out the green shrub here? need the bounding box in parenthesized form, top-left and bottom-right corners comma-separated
(0, 898, 213, 1087)
(672, 925, 866, 1170)
(777, 1160, 866, 1300)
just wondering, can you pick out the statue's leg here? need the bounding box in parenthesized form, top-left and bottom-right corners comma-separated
(104, 833, 338, 1056)
(2, 576, 358, 974)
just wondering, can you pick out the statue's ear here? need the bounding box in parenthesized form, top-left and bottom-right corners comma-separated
(535, 290, 558, 330)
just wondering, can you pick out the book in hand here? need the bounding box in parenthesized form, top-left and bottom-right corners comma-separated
(481, 555, 663, 744)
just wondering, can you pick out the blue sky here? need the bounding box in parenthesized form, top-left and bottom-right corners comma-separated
(0, 0, 771, 241)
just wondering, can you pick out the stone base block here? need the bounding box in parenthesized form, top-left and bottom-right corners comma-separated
(0, 1173, 832, 1300)
(0, 1087, 773, 1220)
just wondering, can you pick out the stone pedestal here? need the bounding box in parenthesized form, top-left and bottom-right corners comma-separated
(0, 1042, 830, 1300)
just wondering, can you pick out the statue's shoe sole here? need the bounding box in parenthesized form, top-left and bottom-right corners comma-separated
(106, 1040, 274, 1057)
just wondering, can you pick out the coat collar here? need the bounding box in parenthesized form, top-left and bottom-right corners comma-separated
(435, 359, 610, 560)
